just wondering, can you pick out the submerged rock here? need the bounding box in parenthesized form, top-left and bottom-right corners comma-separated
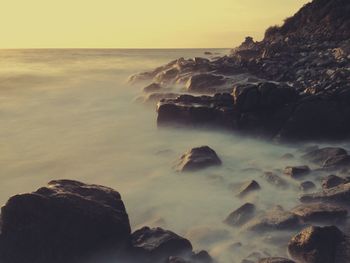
(291, 203, 347, 223)
(300, 182, 350, 204)
(0, 180, 131, 263)
(284, 166, 310, 179)
(299, 181, 316, 192)
(224, 203, 256, 227)
(288, 226, 345, 263)
(237, 180, 261, 198)
(262, 172, 289, 189)
(175, 146, 222, 172)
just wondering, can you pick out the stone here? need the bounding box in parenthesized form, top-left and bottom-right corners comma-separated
(299, 181, 316, 192)
(300, 182, 350, 204)
(258, 258, 295, 263)
(288, 226, 345, 263)
(224, 203, 256, 227)
(143, 83, 162, 93)
(237, 180, 261, 197)
(175, 146, 222, 172)
(186, 74, 226, 93)
(284, 166, 310, 179)
(291, 203, 347, 223)
(302, 147, 347, 166)
(323, 154, 350, 170)
(0, 180, 131, 263)
(262, 172, 289, 188)
(322, 175, 348, 190)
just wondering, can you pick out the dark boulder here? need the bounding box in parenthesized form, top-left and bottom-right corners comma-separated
(224, 203, 256, 227)
(175, 146, 222, 172)
(323, 154, 350, 170)
(299, 181, 316, 192)
(284, 165, 310, 179)
(132, 227, 193, 263)
(291, 203, 347, 223)
(322, 175, 348, 190)
(302, 147, 347, 166)
(288, 226, 345, 263)
(0, 180, 131, 263)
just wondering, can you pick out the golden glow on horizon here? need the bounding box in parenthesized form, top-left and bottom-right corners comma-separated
(0, 0, 310, 48)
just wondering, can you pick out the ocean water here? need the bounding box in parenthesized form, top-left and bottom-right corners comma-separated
(0, 49, 334, 262)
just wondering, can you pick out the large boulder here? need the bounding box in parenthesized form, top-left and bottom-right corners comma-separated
(0, 180, 131, 263)
(224, 203, 256, 227)
(302, 147, 348, 166)
(288, 226, 345, 263)
(284, 165, 310, 179)
(322, 175, 349, 190)
(300, 182, 350, 204)
(131, 227, 193, 263)
(175, 146, 222, 172)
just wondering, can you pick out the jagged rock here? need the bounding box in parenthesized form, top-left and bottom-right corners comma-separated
(322, 175, 348, 189)
(224, 203, 256, 227)
(132, 227, 193, 262)
(302, 147, 347, 166)
(300, 182, 350, 204)
(262, 172, 289, 189)
(237, 180, 261, 197)
(291, 203, 347, 223)
(284, 165, 310, 179)
(0, 180, 131, 263)
(258, 258, 295, 263)
(244, 206, 301, 232)
(175, 146, 222, 172)
(299, 181, 316, 192)
(144, 83, 162, 93)
(288, 226, 345, 263)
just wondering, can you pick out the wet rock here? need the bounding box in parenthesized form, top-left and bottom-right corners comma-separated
(132, 227, 193, 262)
(299, 181, 316, 192)
(323, 154, 350, 170)
(224, 203, 256, 227)
(262, 172, 289, 189)
(244, 206, 301, 232)
(145, 92, 180, 103)
(288, 226, 345, 263)
(175, 146, 222, 172)
(284, 165, 310, 179)
(322, 175, 348, 190)
(300, 182, 350, 204)
(237, 180, 261, 198)
(144, 83, 162, 93)
(0, 180, 131, 263)
(302, 147, 347, 166)
(258, 257, 295, 263)
(186, 74, 227, 93)
(291, 203, 347, 223)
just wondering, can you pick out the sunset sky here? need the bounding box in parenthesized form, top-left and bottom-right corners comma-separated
(0, 0, 309, 48)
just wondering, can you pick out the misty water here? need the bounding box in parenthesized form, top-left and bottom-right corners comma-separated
(0, 49, 343, 263)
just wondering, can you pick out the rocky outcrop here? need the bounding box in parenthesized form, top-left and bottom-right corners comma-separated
(288, 226, 345, 263)
(302, 147, 348, 166)
(175, 146, 222, 172)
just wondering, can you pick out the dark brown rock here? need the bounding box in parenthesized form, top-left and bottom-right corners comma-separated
(224, 203, 256, 227)
(323, 154, 350, 170)
(300, 182, 350, 204)
(288, 226, 345, 263)
(284, 166, 310, 179)
(322, 175, 348, 190)
(291, 203, 347, 223)
(302, 147, 347, 166)
(299, 181, 316, 192)
(175, 146, 222, 172)
(237, 180, 261, 198)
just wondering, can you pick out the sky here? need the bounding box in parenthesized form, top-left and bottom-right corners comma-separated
(0, 0, 310, 48)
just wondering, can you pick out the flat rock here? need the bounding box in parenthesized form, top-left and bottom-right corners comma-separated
(224, 203, 256, 227)
(322, 175, 348, 190)
(302, 147, 347, 166)
(300, 182, 350, 204)
(288, 226, 345, 263)
(175, 146, 222, 172)
(0, 180, 131, 263)
(284, 165, 310, 179)
(291, 203, 348, 223)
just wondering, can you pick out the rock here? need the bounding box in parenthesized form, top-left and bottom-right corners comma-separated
(131, 227, 193, 262)
(299, 181, 316, 192)
(262, 172, 289, 188)
(186, 74, 226, 93)
(291, 203, 347, 223)
(237, 180, 261, 197)
(300, 182, 350, 204)
(288, 226, 345, 263)
(224, 203, 256, 227)
(185, 226, 229, 245)
(284, 165, 310, 179)
(190, 250, 213, 263)
(280, 153, 294, 160)
(0, 180, 131, 263)
(145, 92, 180, 103)
(244, 206, 301, 232)
(258, 258, 295, 263)
(322, 175, 348, 189)
(302, 147, 348, 166)
(175, 146, 222, 172)
(144, 83, 162, 93)
(323, 154, 350, 170)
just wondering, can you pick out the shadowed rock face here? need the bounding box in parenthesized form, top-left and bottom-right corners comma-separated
(300, 182, 350, 204)
(224, 203, 256, 227)
(0, 180, 132, 263)
(288, 226, 345, 263)
(175, 146, 222, 172)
